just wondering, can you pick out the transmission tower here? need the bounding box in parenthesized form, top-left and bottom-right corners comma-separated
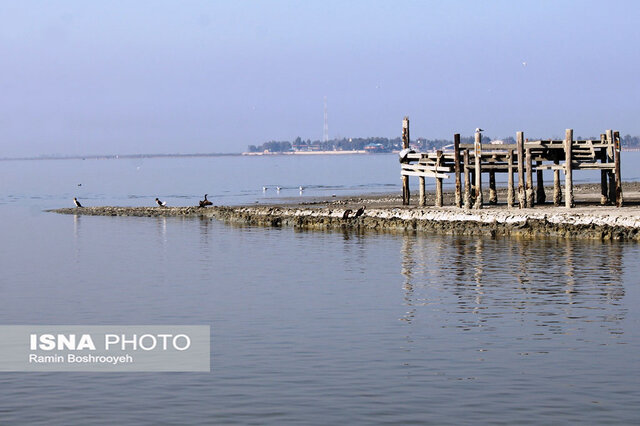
(323, 96, 329, 142)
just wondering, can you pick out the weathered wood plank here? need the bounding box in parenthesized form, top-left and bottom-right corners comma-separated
(435, 150, 443, 207)
(536, 161, 546, 204)
(402, 117, 410, 205)
(401, 170, 450, 179)
(565, 129, 574, 208)
(474, 132, 483, 209)
(507, 150, 514, 209)
(463, 150, 471, 209)
(612, 130, 623, 207)
(454, 134, 462, 208)
(526, 144, 534, 207)
(517, 132, 525, 209)
(600, 134, 608, 205)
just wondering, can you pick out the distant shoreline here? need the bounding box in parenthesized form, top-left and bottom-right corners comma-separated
(4, 148, 639, 162)
(0, 153, 242, 161)
(242, 150, 383, 156)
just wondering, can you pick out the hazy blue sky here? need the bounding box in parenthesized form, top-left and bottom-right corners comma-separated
(1, 0, 638, 156)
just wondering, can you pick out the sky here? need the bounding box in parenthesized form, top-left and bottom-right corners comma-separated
(0, 0, 639, 156)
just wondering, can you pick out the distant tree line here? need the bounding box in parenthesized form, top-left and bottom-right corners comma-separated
(247, 134, 640, 153)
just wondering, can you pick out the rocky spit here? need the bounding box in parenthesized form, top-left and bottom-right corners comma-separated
(50, 197, 640, 242)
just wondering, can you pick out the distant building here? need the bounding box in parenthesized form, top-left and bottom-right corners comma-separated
(364, 143, 390, 153)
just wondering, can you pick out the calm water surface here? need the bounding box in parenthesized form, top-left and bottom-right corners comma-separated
(0, 155, 639, 424)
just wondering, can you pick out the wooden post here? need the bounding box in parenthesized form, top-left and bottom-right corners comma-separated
(474, 132, 483, 209)
(507, 150, 514, 208)
(470, 170, 476, 204)
(489, 170, 497, 205)
(402, 117, 410, 205)
(435, 150, 443, 207)
(517, 132, 526, 208)
(564, 128, 574, 208)
(463, 150, 471, 209)
(553, 158, 562, 206)
(536, 161, 546, 204)
(419, 176, 426, 207)
(525, 144, 534, 207)
(600, 134, 609, 205)
(454, 134, 462, 207)
(611, 130, 623, 207)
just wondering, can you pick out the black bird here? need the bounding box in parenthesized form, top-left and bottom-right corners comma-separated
(354, 206, 365, 218)
(73, 197, 83, 208)
(199, 193, 213, 208)
(155, 197, 167, 207)
(342, 209, 353, 219)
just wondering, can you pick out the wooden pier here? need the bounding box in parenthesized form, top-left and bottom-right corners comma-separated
(399, 117, 623, 209)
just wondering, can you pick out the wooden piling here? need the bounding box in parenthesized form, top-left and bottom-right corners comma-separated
(418, 176, 426, 207)
(435, 150, 443, 207)
(453, 134, 462, 207)
(553, 158, 562, 206)
(517, 132, 526, 208)
(474, 132, 483, 209)
(402, 117, 410, 205)
(564, 129, 574, 208)
(489, 170, 497, 205)
(525, 144, 534, 208)
(463, 150, 471, 209)
(507, 150, 514, 208)
(536, 161, 546, 204)
(611, 130, 623, 207)
(600, 134, 609, 205)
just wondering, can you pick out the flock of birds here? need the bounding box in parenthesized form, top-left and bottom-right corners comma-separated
(74, 185, 315, 209)
(71, 128, 488, 215)
(263, 186, 305, 194)
(342, 206, 365, 219)
(73, 194, 212, 209)
(72, 192, 366, 219)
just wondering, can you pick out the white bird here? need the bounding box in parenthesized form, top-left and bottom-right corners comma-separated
(276, 186, 281, 192)
(299, 186, 304, 191)
(262, 186, 268, 192)
(522, 61, 527, 67)
(475, 128, 484, 133)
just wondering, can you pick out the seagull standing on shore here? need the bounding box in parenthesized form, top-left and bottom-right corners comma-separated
(155, 197, 167, 207)
(263, 186, 268, 192)
(73, 197, 83, 208)
(475, 128, 484, 133)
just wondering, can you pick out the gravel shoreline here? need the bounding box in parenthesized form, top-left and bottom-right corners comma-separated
(49, 182, 640, 241)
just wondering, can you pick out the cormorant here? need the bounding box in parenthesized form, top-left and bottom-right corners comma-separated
(199, 194, 213, 208)
(73, 197, 83, 208)
(354, 206, 365, 218)
(155, 198, 167, 207)
(342, 209, 353, 219)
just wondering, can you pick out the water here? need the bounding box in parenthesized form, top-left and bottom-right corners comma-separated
(1, 154, 639, 424)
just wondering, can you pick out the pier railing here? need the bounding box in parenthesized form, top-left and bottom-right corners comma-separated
(399, 117, 622, 209)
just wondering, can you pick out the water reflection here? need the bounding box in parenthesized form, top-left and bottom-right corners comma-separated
(400, 235, 627, 336)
